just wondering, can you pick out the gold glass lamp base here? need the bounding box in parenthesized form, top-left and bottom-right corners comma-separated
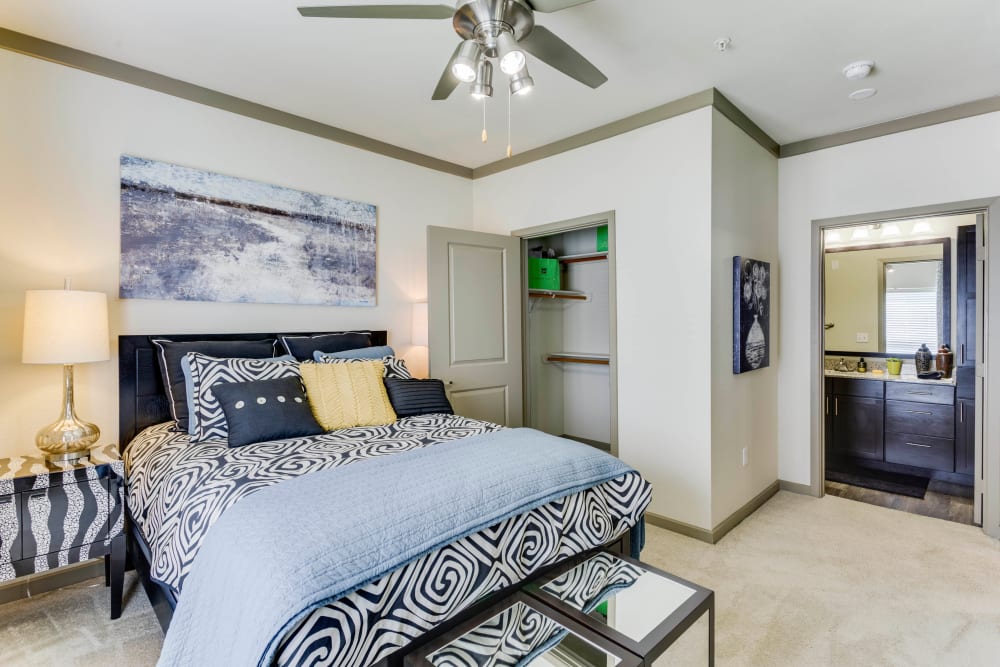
(35, 365, 99, 463)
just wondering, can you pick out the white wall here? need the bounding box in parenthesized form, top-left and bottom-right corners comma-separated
(474, 108, 716, 529)
(709, 110, 779, 526)
(0, 49, 472, 459)
(778, 111, 1000, 485)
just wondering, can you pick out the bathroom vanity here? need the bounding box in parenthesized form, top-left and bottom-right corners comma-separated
(824, 372, 971, 480)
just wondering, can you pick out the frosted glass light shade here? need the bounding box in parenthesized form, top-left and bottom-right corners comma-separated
(412, 302, 428, 347)
(23, 290, 110, 364)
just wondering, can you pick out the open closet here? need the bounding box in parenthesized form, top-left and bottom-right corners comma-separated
(520, 217, 616, 453)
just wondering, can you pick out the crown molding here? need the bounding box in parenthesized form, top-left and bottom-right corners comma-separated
(780, 96, 1000, 158)
(0, 26, 473, 179)
(6, 25, 995, 180)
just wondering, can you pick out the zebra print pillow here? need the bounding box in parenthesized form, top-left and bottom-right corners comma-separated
(187, 353, 302, 443)
(315, 354, 412, 379)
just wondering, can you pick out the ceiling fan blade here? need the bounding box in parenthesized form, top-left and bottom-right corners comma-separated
(526, 0, 595, 13)
(518, 25, 608, 88)
(432, 44, 463, 100)
(297, 5, 454, 19)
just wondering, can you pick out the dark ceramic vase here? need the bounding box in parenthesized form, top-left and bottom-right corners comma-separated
(915, 344, 933, 375)
(936, 345, 954, 379)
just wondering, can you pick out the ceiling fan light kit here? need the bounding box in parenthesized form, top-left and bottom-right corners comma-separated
(496, 30, 527, 75)
(509, 67, 535, 95)
(452, 39, 482, 82)
(298, 0, 603, 157)
(298, 0, 606, 100)
(471, 58, 495, 99)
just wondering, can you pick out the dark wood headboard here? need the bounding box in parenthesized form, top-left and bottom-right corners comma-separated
(118, 330, 388, 448)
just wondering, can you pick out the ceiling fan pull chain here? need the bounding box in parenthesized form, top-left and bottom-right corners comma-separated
(482, 97, 488, 143)
(506, 84, 513, 158)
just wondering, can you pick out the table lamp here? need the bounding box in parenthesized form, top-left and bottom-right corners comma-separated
(22, 289, 110, 462)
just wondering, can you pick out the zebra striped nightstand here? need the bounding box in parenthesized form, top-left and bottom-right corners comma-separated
(0, 443, 125, 618)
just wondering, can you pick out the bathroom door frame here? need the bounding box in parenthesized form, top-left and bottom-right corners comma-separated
(811, 198, 999, 539)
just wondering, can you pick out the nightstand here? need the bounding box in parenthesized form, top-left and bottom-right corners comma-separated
(0, 443, 125, 618)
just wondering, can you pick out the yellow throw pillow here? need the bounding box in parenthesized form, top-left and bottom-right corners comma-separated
(299, 360, 397, 430)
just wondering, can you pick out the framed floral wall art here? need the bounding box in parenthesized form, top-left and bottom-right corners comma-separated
(733, 256, 770, 374)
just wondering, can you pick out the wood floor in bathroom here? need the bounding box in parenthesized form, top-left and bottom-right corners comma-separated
(825, 479, 975, 525)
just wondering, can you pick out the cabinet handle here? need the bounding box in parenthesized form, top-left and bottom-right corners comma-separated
(906, 442, 932, 448)
(905, 410, 933, 415)
(961, 343, 966, 365)
(960, 402, 965, 423)
(825, 396, 829, 415)
(0, 496, 12, 505)
(834, 398, 839, 416)
(906, 391, 931, 395)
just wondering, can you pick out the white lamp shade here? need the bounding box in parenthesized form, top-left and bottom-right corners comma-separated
(412, 302, 429, 347)
(22, 290, 110, 364)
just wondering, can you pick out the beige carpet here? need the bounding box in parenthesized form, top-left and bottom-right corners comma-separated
(2, 491, 998, 666)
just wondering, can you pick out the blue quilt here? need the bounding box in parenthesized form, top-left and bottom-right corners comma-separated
(157, 428, 641, 667)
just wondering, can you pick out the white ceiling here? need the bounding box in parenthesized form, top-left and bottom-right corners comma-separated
(2, 0, 999, 168)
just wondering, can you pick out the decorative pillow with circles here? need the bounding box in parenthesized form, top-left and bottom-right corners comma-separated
(186, 352, 302, 443)
(211, 376, 324, 448)
(313, 352, 412, 379)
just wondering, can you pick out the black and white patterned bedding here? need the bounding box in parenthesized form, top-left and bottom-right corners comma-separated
(124, 416, 650, 667)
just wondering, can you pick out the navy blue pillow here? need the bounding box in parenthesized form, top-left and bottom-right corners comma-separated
(278, 332, 371, 361)
(152, 338, 277, 432)
(383, 378, 454, 418)
(212, 376, 324, 448)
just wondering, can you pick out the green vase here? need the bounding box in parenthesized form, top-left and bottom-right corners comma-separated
(886, 359, 902, 375)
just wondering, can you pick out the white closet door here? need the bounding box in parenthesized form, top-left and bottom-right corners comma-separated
(427, 226, 523, 426)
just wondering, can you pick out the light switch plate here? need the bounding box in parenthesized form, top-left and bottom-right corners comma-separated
(856, 332, 869, 343)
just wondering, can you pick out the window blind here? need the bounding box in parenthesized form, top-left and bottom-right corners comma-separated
(885, 289, 938, 354)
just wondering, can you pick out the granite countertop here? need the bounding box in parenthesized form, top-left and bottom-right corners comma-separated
(824, 369, 956, 386)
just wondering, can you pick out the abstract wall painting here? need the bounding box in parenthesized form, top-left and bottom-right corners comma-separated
(733, 256, 770, 374)
(119, 155, 377, 307)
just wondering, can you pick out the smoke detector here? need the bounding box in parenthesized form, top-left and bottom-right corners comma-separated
(843, 60, 875, 80)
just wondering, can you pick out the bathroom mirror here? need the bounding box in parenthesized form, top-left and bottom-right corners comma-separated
(824, 238, 951, 357)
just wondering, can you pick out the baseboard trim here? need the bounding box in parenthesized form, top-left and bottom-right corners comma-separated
(711, 480, 780, 542)
(0, 559, 105, 606)
(645, 512, 716, 544)
(779, 479, 817, 496)
(646, 480, 781, 545)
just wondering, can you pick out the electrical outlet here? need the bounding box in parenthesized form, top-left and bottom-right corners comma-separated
(856, 332, 869, 343)
(741, 447, 749, 467)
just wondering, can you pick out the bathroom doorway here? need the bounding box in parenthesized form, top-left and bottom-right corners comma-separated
(814, 204, 993, 531)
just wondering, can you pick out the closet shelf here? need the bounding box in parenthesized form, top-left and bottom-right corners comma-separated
(546, 353, 610, 365)
(528, 289, 588, 300)
(557, 252, 608, 264)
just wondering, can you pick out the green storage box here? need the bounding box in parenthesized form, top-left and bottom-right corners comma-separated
(529, 257, 561, 290)
(596, 225, 608, 252)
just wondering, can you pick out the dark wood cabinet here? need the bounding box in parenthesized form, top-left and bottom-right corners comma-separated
(956, 224, 977, 368)
(825, 377, 966, 477)
(829, 393, 885, 461)
(956, 398, 976, 476)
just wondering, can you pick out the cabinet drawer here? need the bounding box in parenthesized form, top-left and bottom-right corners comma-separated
(885, 433, 954, 472)
(20, 479, 110, 560)
(0, 494, 21, 565)
(832, 378, 884, 398)
(885, 382, 954, 405)
(885, 400, 954, 439)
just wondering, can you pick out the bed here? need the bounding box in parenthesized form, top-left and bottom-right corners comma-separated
(118, 331, 650, 667)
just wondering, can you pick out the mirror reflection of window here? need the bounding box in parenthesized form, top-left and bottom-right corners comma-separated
(883, 259, 943, 355)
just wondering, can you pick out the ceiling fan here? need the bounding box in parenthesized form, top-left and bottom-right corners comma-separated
(297, 0, 608, 100)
